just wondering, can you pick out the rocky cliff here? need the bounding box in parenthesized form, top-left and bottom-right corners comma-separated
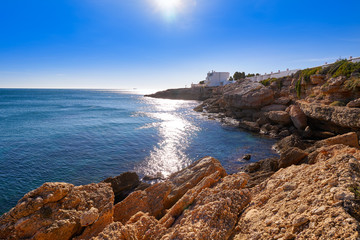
(145, 87, 214, 101)
(1, 133, 360, 239)
(189, 60, 360, 140)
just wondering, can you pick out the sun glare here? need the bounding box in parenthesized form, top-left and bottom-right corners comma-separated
(152, 0, 183, 20)
(155, 0, 181, 11)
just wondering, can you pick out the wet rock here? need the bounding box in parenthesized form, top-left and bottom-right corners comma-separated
(193, 104, 204, 112)
(243, 154, 251, 161)
(103, 172, 141, 203)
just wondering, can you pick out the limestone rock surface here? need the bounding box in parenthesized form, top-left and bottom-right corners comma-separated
(93, 172, 251, 240)
(298, 100, 360, 129)
(0, 182, 114, 240)
(113, 156, 227, 224)
(223, 79, 274, 109)
(233, 144, 360, 240)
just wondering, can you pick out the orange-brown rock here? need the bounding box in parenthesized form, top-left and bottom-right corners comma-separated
(113, 156, 227, 224)
(289, 104, 307, 130)
(316, 131, 359, 149)
(94, 172, 251, 240)
(0, 182, 114, 240)
(233, 144, 360, 239)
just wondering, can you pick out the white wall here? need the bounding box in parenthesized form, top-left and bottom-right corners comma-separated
(206, 71, 230, 86)
(247, 69, 299, 82)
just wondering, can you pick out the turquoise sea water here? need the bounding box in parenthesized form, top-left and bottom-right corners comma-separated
(0, 89, 278, 214)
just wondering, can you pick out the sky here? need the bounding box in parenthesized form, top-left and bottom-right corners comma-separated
(0, 0, 360, 90)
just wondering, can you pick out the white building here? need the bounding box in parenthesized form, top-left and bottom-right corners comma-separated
(205, 71, 231, 87)
(247, 69, 300, 82)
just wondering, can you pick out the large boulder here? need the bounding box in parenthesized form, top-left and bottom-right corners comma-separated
(223, 79, 274, 109)
(113, 157, 227, 224)
(0, 182, 114, 240)
(289, 105, 307, 130)
(298, 100, 360, 130)
(267, 111, 291, 125)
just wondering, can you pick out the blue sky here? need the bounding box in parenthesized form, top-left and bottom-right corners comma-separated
(1, 0, 360, 89)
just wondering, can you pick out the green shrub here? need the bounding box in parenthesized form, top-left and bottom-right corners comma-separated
(319, 59, 360, 77)
(344, 77, 360, 91)
(295, 79, 302, 98)
(299, 67, 322, 83)
(329, 101, 345, 106)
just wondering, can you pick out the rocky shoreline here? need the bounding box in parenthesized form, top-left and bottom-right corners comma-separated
(1, 132, 360, 239)
(1, 61, 360, 239)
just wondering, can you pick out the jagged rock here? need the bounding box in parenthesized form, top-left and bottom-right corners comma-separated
(328, 76, 347, 86)
(103, 172, 140, 204)
(347, 98, 360, 108)
(0, 182, 114, 240)
(233, 144, 360, 240)
(310, 74, 325, 85)
(274, 134, 307, 153)
(315, 132, 359, 149)
(267, 111, 291, 125)
(261, 104, 287, 112)
(278, 147, 308, 168)
(242, 157, 279, 188)
(145, 87, 213, 101)
(238, 120, 260, 132)
(289, 105, 307, 130)
(193, 104, 204, 112)
(94, 173, 251, 240)
(113, 157, 227, 224)
(223, 79, 274, 109)
(298, 100, 360, 130)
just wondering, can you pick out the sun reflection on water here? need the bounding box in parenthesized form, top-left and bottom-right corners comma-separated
(136, 98, 199, 178)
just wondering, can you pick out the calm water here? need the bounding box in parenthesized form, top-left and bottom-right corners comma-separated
(0, 89, 278, 214)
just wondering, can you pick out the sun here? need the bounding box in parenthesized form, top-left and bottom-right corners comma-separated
(154, 0, 181, 12)
(153, 0, 183, 20)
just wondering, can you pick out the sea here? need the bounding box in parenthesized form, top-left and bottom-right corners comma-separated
(0, 89, 278, 215)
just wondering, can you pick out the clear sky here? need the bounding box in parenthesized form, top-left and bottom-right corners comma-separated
(1, 0, 360, 90)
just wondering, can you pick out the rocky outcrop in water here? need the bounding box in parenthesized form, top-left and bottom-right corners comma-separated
(145, 87, 213, 101)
